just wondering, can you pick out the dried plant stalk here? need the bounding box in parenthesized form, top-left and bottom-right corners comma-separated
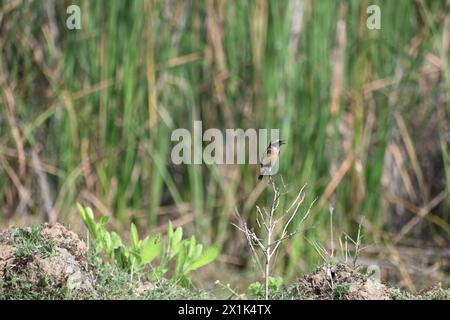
(233, 182, 314, 299)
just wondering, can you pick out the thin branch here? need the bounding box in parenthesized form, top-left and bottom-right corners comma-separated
(233, 179, 314, 300)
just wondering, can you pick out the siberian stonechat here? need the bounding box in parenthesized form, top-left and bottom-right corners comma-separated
(258, 139, 286, 182)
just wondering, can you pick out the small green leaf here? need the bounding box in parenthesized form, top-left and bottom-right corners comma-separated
(149, 267, 167, 279)
(249, 282, 264, 299)
(175, 242, 187, 277)
(268, 276, 283, 291)
(187, 246, 219, 272)
(174, 227, 183, 245)
(167, 221, 174, 239)
(159, 238, 168, 262)
(193, 244, 203, 260)
(110, 232, 123, 249)
(130, 223, 139, 250)
(101, 231, 111, 251)
(77, 204, 97, 238)
(85, 207, 95, 220)
(169, 227, 183, 259)
(180, 275, 191, 287)
(188, 236, 196, 257)
(99, 216, 109, 226)
(76, 203, 86, 220)
(140, 234, 162, 265)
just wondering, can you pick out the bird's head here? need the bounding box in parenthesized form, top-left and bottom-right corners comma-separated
(271, 139, 286, 148)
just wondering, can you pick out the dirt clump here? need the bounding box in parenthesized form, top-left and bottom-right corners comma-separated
(285, 263, 392, 300)
(0, 223, 96, 299)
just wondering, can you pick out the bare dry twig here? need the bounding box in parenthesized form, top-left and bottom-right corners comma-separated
(233, 180, 314, 299)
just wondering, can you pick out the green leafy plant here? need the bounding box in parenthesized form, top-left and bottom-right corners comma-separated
(76, 204, 219, 286)
(159, 222, 220, 286)
(249, 277, 283, 299)
(331, 283, 349, 300)
(77, 204, 124, 263)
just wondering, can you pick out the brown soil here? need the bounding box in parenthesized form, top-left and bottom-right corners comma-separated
(0, 223, 96, 298)
(285, 263, 392, 300)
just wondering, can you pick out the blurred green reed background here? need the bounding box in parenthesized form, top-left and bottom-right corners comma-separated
(0, 0, 449, 289)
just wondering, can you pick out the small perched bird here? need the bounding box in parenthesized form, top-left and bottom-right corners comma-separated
(258, 139, 286, 181)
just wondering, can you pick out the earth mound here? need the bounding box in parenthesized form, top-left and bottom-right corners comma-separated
(284, 263, 391, 300)
(0, 223, 96, 299)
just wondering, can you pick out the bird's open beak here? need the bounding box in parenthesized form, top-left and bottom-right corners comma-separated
(279, 140, 286, 146)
